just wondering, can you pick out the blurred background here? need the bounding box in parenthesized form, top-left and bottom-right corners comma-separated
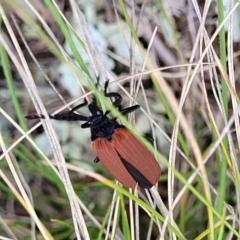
(0, 0, 240, 239)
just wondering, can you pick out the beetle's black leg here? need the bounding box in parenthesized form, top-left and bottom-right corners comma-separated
(120, 105, 140, 116)
(104, 80, 140, 113)
(70, 99, 88, 113)
(104, 110, 110, 116)
(105, 92, 123, 109)
(88, 100, 103, 115)
(94, 156, 100, 163)
(104, 79, 140, 118)
(104, 79, 109, 91)
(81, 122, 91, 128)
(103, 80, 123, 108)
(144, 134, 154, 144)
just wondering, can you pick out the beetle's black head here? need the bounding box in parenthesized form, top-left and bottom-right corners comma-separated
(83, 99, 121, 141)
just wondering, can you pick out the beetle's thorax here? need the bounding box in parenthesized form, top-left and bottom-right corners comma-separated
(90, 114, 121, 141)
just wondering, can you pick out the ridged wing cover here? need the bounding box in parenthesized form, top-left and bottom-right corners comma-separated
(92, 137, 139, 188)
(112, 128, 161, 185)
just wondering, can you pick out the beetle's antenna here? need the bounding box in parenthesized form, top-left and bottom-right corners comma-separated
(104, 80, 110, 94)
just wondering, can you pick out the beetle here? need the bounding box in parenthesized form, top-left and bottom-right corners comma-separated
(26, 81, 161, 189)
